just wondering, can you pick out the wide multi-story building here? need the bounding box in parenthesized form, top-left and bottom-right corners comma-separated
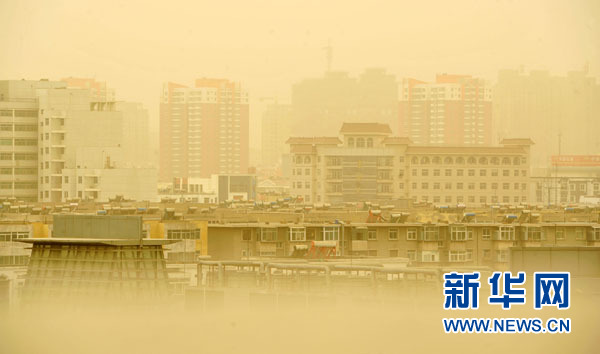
(261, 103, 291, 167)
(207, 217, 600, 270)
(159, 79, 249, 182)
(0, 80, 67, 202)
(399, 74, 492, 145)
(287, 123, 531, 206)
(291, 68, 399, 136)
(493, 68, 600, 168)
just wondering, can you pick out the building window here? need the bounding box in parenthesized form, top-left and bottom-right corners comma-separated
(367, 230, 377, 240)
(482, 228, 491, 240)
(242, 229, 252, 241)
(498, 226, 515, 241)
(366, 138, 373, 148)
(289, 227, 306, 242)
(457, 183, 463, 190)
(322, 227, 339, 241)
(592, 228, 600, 241)
(457, 169, 464, 177)
(356, 138, 365, 148)
(555, 228, 565, 241)
(433, 169, 440, 176)
(480, 169, 486, 177)
(167, 229, 201, 240)
(348, 137, 354, 147)
(422, 251, 439, 262)
(260, 228, 278, 242)
(450, 226, 467, 241)
(423, 226, 439, 241)
(407, 228, 417, 240)
(497, 250, 509, 262)
(449, 251, 468, 262)
(407, 250, 416, 261)
(524, 227, 543, 241)
(575, 228, 585, 240)
(388, 228, 399, 240)
(483, 249, 491, 260)
(422, 169, 429, 176)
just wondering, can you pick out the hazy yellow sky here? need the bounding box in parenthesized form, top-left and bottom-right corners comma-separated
(1, 0, 599, 147)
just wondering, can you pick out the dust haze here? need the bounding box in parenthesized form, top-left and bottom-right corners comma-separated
(1, 1, 599, 353)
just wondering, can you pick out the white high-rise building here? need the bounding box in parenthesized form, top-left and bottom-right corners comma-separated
(0, 80, 67, 202)
(36, 83, 157, 202)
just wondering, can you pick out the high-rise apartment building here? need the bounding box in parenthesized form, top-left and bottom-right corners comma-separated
(291, 68, 399, 136)
(37, 80, 157, 202)
(399, 74, 492, 145)
(261, 103, 291, 167)
(1, 78, 155, 203)
(493, 68, 600, 168)
(0, 80, 67, 201)
(288, 123, 531, 206)
(159, 79, 249, 182)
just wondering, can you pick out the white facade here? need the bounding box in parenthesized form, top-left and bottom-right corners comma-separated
(36, 86, 157, 202)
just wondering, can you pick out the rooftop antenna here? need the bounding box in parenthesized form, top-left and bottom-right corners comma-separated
(323, 39, 332, 73)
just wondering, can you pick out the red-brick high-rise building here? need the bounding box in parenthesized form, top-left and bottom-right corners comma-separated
(399, 74, 492, 146)
(159, 79, 249, 182)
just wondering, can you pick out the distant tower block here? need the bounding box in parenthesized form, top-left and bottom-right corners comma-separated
(21, 215, 175, 305)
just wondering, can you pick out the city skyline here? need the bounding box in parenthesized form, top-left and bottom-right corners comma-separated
(2, 0, 599, 150)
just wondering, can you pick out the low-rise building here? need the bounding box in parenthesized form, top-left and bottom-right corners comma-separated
(207, 218, 600, 271)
